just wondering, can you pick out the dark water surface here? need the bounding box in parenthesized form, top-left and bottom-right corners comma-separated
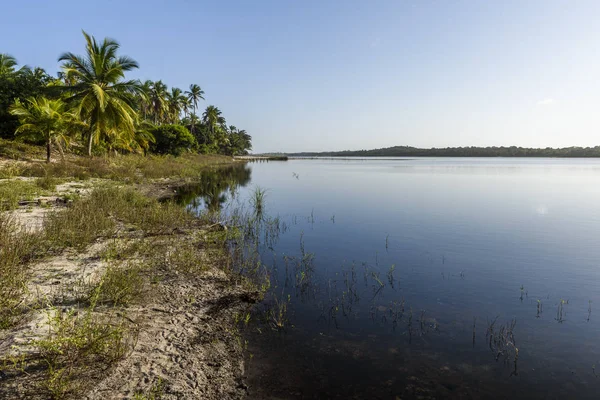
(185, 158, 600, 399)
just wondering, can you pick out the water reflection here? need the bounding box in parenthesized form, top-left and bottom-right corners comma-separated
(174, 164, 252, 212)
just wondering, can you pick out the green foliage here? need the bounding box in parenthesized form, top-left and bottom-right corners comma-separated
(0, 55, 53, 139)
(9, 97, 79, 162)
(225, 125, 252, 156)
(1, 34, 252, 158)
(58, 31, 143, 155)
(149, 124, 196, 156)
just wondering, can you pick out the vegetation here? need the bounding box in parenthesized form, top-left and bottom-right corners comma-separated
(9, 97, 79, 162)
(0, 178, 57, 210)
(0, 31, 252, 158)
(0, 137, 237, 182)
(149, 124, 196, 156)
(291, 145, 600, 158)
(0, 180, 245, 398)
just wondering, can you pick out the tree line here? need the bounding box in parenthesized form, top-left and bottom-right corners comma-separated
(0, 31, 252, 162)
(291, 145, 600, 158)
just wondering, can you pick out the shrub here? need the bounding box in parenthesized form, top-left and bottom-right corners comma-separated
(149, 125, 196, 156)
(93, 261, 146, 306)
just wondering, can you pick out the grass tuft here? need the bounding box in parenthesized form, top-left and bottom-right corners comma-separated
(0, 214, 40, 328)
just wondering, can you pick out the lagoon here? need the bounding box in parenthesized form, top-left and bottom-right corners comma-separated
(186, 157, 600, 399)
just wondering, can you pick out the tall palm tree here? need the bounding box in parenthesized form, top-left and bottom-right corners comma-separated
(58, 31, 142, 156)
(137, 79, 154, 120)
(185, 84, 204, 134)
(9, 97, 79, 162)
(181, 97, 192, 120)
(148, 80, 168, 124)
(202, 105, 222, 138)
(0, 54, 18, 76)
(167, 87, 186, 123)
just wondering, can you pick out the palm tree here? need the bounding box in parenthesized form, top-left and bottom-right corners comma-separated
(137, 79, 154, 120)
(167, 87, 185, 123)
(58, 31, 142, 156)
(9, 97, 79, 162)
(185, 84, 204, 134)
(131, 121, 156, 155)
(234, 129, 252, 154)
(202, 105, 221, 131)
(148, 80, 168, 124)
(0, 54, 18, 76)
(181, 97, 192, 120)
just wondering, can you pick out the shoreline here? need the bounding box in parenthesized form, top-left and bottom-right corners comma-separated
(0, 154, 258, 399)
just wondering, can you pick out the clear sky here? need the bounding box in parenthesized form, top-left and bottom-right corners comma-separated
(2, 0, 599, 153)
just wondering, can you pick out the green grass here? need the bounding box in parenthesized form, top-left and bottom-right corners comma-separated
(0, 138, 46, 161)
(43, 192, 117, 250)
(0, 179, 56, 210)
(0, 214, 41, 328)
(250, 186, 267, 216)
(133, 378, 166, 400)
(33, 299, 135, 399)
(92, 261, 146, 307)
(6, 153, 236, 182)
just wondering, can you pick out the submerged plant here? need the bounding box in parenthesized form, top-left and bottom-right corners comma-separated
(486, 317, 518, 375)
(387, 264, 396, 288)
(250, 186, 267, 216)
(267, 292, 291, 331)
(556, 299, 567, 323)
(520, 285, 525, 302)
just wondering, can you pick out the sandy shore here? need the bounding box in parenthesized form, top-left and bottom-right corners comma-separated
(0, 175, 258, 399)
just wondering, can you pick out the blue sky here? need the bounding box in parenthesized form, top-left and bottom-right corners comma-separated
(2, 0, 599, 152)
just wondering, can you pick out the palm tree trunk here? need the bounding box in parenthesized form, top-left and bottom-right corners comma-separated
(87, 132, 94, 156)
(46, 138, 51, 163)
(191, 105, 196, 134)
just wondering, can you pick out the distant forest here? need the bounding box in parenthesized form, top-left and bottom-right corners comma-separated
(289, 145, 600, 158)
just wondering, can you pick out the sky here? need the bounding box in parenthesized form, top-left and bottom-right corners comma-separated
(1, 0, 599, 153)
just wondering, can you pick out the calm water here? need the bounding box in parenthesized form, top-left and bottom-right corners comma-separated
(185, 158, 600, 399)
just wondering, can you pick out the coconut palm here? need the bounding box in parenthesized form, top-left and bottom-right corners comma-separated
(148, 80, 168, 124)
(9, 97, 79, 162)
(131, 120, 156, 155)
(58, 31, 143, 156)
(0, 54, 18, 76)
(181, 97, 192, 120)
(202, 105, 221, 133)
(185, 84, 204, 134)
(137, 79, 154, 120)
(167, 87, 186, 123)
(104, 119, 155, 155)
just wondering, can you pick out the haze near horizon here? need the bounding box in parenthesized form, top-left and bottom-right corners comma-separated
(2, 0, 599, 153)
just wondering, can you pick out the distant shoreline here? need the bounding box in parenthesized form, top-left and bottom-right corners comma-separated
(280, 145, 600, 158)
